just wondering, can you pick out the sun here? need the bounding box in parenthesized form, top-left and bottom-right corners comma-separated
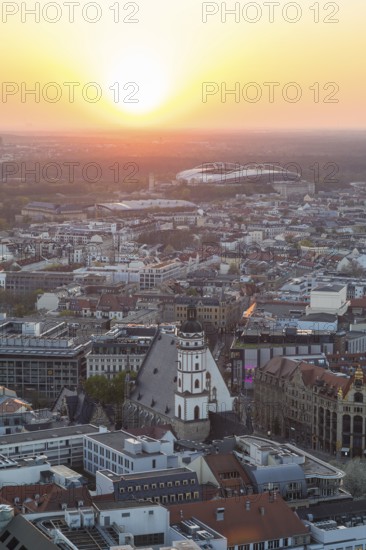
(105, 51, 169, 116)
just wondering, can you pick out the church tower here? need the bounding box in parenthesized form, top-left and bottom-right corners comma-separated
(174, 305, 210, 441)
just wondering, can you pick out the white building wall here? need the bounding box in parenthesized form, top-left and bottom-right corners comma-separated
(84, 437, 169, 475)
(98, 503, 169, 535)
(0, 462, 50, 487)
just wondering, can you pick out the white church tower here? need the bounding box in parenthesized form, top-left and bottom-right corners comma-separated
(174, 305, 211, 441)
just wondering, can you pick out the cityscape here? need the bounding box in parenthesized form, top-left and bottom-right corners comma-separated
(0, 1, 365, 549)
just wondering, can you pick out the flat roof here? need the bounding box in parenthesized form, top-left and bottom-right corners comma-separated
(0, 424, 99, 446)
(86, 431, 163, 456)
(98, 467, 193, 481)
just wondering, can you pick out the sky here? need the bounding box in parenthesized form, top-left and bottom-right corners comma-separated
(0, 0, 364, 132)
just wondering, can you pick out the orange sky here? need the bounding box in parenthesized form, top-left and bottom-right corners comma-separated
(0, 0, 364, 131)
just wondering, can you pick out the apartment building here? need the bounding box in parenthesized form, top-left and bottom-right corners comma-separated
(0, 424, 102, 466)
(96, 467, 202, 505)
(84, 430, 177, 475)
(0, 320, 89, 399)
(254, 356, 366, 458)
(86, 325, 157, 378)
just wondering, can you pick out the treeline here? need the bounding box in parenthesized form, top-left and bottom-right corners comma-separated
(0, 289, 37, 317)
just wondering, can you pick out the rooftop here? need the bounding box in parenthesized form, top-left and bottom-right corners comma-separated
(0, 424, 99, 446)
(168, 493, 309, 547)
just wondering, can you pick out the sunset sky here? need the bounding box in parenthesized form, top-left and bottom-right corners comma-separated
(0, 0, 364, 131)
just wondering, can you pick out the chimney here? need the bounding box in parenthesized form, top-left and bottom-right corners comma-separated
(245, 500, 251, 511)
(216, 507, 225, 521)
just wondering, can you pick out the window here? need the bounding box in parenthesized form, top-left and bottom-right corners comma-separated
(0, 531, 10, 543)
(238, 546, 250, 550)
(175, 480, 180, 486)
(190, 479, 196, 484)
(122, 512, 130, 518)
(194, 379, 200, 389)
(194, 406, 199, 420)
(119, 487, 125, 493)
(152, 459, 156, 469)
(167, 481, 173, 487)
(6, 537, 19, 550)
(183, 479, 188, 485)
(195, 363, 199, 370)
(151, 483, 157, 489)
(193, 491, 199, 498)
(134, 533, 164, 546)
(159, 482, 165, 488)
(127, 486, 133, 492)
(268, 541, 280, 549)
(135, 485, 141, 491)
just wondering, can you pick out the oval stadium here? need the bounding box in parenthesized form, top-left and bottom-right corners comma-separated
(176, 162, 300, 185)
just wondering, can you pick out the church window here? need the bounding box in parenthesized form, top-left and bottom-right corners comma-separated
(195, 363, 199, 370)
(194, 406, 200, 420)
(355, 392, 363, 403)
(195, 379, 200, 389)
(178, 405, 182, 419)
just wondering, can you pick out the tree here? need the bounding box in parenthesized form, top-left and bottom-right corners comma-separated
(228, 263, 240, 275)
(83, 375, 110, 404)
(343, 458, 366, 498)
(330, 458, 366, 499)
(84, 371, 136, 429)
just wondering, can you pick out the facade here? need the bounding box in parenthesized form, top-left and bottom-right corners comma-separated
(306, 284, 349, 316)
(235, 436, 347, 504)
(139, 260, 185, 290)
(0, 454, 51, 488)
(254, 356, 366, 458)
(230, 333, 333, 391)
(84, 429, 177, 475)
(96, 467, 202, 504)
(0, 424, 101, 466)
(174, 296, 245, 329)
(0, 321, 89, 399)
(86, 325, 157, 378)
(272, 180, 315, 198)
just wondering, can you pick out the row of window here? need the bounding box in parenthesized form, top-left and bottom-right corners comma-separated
(228, 540, 288, 550)
(120, 479, 196, 492)
(123, 492, 199, 503)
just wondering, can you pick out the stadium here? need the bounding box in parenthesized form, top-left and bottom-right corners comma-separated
(176, 162, 300, 185)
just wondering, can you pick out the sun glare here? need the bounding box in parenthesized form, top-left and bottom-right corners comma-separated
(105, 51, 169, 116)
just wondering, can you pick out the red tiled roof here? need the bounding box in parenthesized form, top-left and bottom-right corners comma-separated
(168, 494, 308, 546)
(203, 454, 252, 489)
